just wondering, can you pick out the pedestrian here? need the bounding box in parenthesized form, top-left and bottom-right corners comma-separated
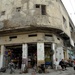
(64, 60, 67, 70)
(54, 58, 59, 70)
(59, 59, 66, 71)
(73, 59, 75, 70)
(8, 60, 15, 74)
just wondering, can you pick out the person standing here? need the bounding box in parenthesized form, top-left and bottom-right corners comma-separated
(54, 58, 59, 70)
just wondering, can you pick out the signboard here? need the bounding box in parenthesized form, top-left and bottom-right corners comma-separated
(37, 43, 44, 60)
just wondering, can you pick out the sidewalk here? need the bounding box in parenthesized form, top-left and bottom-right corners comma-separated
(0, 68, 55, 75)
(0, 67, 74, 75)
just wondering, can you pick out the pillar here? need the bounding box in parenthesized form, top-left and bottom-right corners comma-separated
(51, 43, 56, 68)
(56, 46, 64, 62)
(0, 45, 5, 68)
(22, 44, 28, 72)
(37, 43, 45, 66)
(52, 43, 56, 62)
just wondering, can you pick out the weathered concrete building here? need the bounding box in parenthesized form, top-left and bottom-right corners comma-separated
(0, 0, 74, 70)
(68, 18, 75, 60)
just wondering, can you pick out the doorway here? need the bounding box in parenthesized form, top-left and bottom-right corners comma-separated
(45, 44, 52, 68)
(5, 45, 22, 69)
(28, 43, 37, 68)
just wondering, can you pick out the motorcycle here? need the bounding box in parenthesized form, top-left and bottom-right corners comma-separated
(0, 67, 6, 73)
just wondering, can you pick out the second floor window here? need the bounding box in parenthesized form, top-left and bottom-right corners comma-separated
(41, 5, 46, 15)
(35, 4, 46, 15)
(63, 16, 67, 28)
(1, 11, 5, 15)
(16, 7, 21, 12)
(69, 23, 73, 32)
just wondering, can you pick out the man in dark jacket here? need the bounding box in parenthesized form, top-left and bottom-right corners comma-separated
(59, 59, 66, 70)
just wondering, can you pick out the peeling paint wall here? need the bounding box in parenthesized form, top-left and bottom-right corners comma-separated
(0, 0, 71, 37)
(0, 33, 63, 45)
(59, 0, 71, 37)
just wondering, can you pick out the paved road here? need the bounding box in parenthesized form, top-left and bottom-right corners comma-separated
(0, 67, 75, 75)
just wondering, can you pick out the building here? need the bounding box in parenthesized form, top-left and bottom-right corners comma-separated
(68, 17, 75, 60)
(0, 0, 74, 70)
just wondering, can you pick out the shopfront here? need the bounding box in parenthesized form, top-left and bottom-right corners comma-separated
(0, 32, 57, 70)
(0, 43, 55, 70)
(5, 44, 22, 69)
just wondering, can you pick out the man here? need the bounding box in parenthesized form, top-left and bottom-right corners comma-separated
(54, 58, 59, 70)
(8, 60, 15, 74)
(59, 59, 66, 70)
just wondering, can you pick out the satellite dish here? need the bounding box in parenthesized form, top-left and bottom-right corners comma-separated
(0, 22, 4, 29)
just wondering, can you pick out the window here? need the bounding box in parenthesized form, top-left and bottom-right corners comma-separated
(1, 11, 5, 15)
(63, 16, 67, 28)
(9, 36, 17, 41)
(57, 38, 60, 40)
(28, 34, 37, 37)
(16, 7, 21, 12)
(36, 4, 40, 8)
(41, 5, 46, 15)
(69, 23, 73, 32)
(45, 34, 52, 37)
(45, 34, 53, 41)
(35, 4, 46, 15)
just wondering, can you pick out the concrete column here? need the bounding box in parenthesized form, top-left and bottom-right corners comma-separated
(56, 46, 64, 62)
(22, 44, 28, 72)
(0, 45, 5, 68)
(37, 43, 45, 66)
(51, 43, 56, 68)
(52, 43, 56, 63)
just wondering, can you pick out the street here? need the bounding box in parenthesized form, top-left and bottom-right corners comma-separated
(0, 67, 75, 75)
